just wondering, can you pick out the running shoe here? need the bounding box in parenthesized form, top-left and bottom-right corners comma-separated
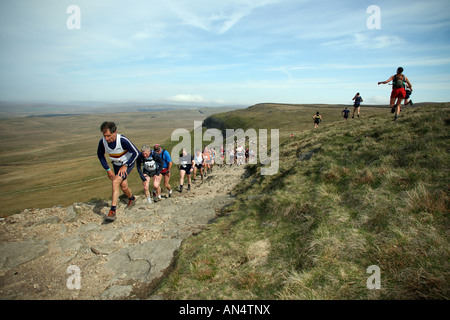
(105, 210, 116, 221)
(126, 197, 137, 209)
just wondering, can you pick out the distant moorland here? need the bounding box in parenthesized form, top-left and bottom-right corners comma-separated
(0, 106, 238, 216)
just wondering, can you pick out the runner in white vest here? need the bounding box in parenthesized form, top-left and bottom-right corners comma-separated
(193, 149, 204, 182)
(97, 121, 139, 222)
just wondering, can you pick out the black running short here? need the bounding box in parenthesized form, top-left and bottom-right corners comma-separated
(112, 162, 135, 180)
(180, 165, 192, 174)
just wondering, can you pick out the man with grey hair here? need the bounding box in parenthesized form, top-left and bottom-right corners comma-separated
(136, 145, 163, 203)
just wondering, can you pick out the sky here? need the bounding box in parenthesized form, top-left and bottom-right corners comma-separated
(0, 0, 449, 107)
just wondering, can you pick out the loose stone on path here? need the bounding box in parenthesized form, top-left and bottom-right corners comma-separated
(0, 165, 246, 299)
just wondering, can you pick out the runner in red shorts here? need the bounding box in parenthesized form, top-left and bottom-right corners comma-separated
(378, 67, 413, 121)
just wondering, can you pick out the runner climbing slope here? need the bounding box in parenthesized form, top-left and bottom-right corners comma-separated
(97, 121, 139, 222)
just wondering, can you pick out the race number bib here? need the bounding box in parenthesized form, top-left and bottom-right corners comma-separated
(144, 160, 156, 171)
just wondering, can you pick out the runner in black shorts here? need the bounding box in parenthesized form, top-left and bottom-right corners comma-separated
(178, 148, 194, 192)
(136, 145, 163, 204)
(352, 92, 363, 118)
(313, 111, 322, 128)
(97, 121, 139, 221)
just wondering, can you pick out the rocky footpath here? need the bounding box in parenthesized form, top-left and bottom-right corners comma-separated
(0, 165, 246, 300)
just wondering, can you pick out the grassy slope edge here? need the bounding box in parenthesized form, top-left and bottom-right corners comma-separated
(154, 104, 449, 300)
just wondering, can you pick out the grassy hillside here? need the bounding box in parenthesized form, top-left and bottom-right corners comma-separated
(155, 103, 449, 299)
(206, 103, 387, 141)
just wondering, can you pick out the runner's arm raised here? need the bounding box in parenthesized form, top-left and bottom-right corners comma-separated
(378, 75, 394, 85)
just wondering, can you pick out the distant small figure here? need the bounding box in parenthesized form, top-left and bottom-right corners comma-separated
(193, 149, 204, 182)
(227, 145, 235, 166)
(378, 67, 413, 121)
(342, 107, 350, 120)
(290, 133, 294, 137)
(352, 93, 363, 118)
(178, 148, 194, 192)
(313, 111, 322, 128)
(203, 146, 213, 174)
(236, 145, 245, 166)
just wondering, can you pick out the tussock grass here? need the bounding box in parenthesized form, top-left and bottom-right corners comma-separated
(155, 103, 449, 300)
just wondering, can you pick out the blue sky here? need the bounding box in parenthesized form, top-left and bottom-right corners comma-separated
(0, 0, 449, 106)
